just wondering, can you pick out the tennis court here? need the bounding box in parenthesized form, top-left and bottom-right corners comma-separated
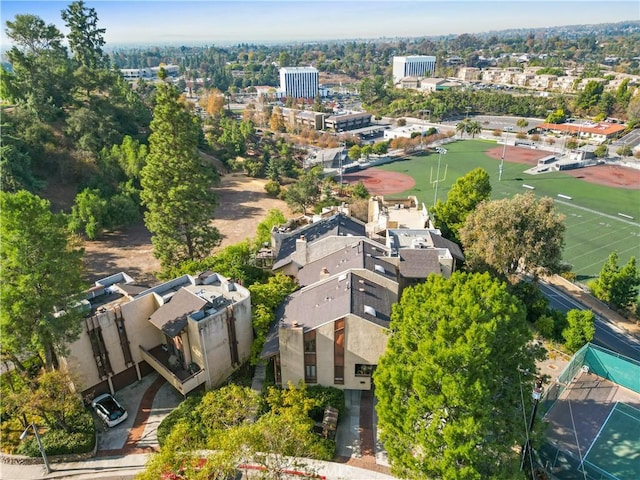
(582, 402, 640, 479)
(542, 367, 640, 480)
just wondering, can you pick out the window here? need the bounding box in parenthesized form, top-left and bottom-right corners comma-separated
(355, 364, 375, 377)
(304, 330, 316, 383)
(334, 318, 345, 385)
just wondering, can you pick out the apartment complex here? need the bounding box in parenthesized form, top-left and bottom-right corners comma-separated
(62, 272, 252, 398)
(261, 210, 463, 390)
(279, 66, 319, 99)
(392, 55, 437, 83)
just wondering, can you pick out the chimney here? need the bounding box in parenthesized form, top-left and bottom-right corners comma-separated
(320, 267, 330, 280)
(296, 234, 308, 264)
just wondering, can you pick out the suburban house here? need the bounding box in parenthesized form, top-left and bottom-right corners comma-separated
(61, 271, 252, 398)
(261, 268, 399, 390)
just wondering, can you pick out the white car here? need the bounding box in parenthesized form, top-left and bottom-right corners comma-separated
(91, 393, 128, 428)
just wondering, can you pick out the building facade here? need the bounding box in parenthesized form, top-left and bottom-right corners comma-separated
(392, 55, 436, 83)
(279, 67, 319, 99)
(61, 272, 252, 398)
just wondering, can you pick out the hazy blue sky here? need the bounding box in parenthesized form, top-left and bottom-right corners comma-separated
(1, 1, 639, 47)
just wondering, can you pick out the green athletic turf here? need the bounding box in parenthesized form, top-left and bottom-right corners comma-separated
(582, 403, 640, 480)
(377, 140, 640, 280)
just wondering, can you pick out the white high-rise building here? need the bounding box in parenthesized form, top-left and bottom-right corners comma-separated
(279, 67, 319, 99)
(392, 56, 437, 83)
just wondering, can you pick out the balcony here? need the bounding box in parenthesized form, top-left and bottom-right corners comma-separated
(139, 345, 207, 395)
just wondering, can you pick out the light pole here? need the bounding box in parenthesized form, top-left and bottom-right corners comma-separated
(499, 127, 512, 182)
(520, 377, 544, 473)
(433, 147, 447, 205)
(20, 422, 51, 474)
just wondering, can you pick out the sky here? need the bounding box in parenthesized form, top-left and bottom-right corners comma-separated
(1, 0, 639, 48)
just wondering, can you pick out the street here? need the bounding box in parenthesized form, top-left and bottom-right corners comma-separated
(538, 280, 640, 361)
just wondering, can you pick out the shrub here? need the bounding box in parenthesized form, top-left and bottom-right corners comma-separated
(534, 314, 555, 339)
(306, 385, 345, 422)
(264, 180, 281, 197)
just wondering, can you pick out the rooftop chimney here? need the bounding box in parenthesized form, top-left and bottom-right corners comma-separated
(296, 234, 308, 264)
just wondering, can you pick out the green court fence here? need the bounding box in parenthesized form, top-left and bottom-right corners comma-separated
(537, 344, 640, 479)
(583, 344, 640, 394)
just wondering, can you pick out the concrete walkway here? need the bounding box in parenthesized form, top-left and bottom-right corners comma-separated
(1, 372, 396, 479)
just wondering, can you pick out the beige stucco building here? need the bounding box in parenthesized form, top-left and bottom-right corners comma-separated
(61, 272, 252, 398)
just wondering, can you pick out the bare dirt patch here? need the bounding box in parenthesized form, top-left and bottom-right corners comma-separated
(486, 146, 640, 189)
(82, 173, 293, 285)
(342, 169, 416, 195)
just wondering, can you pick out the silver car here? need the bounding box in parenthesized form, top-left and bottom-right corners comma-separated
(91, 393, 128, 428)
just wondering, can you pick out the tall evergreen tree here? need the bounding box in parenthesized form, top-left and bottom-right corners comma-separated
(140, 83, 220, 270)
(61, 0, 107, 70)
(374, 272, 540, 479)
(0, 191, 85, 370)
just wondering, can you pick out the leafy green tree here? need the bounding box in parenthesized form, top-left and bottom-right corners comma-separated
(4, 14, 72, 119)
(575, 80, 604, 112)
(348, 145, 362, 161)
(432, 167, 491, 243)
(284, 166, 322, 214)
(616, 145, 633, 157)
(372, 141, 389, 155)
(460, 192, 566, 277)
(562, 309, 595, 352)
(140, 83, 220, 270)
(249, 273, 298, 362)
(61, 1, 107, 70)
(375, 272, 539, 479)
(255, 208, 287, 248)
(591, 252, 639, 309)
(456, 118, 469, 137)
(351, 181, 369, 199)
(0, 191, 85, 369)
(68, 188, 108, 239)
(594, 144, 608, 158)
(545, 108, 566, 124)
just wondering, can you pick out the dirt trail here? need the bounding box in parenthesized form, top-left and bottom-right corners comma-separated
(82, 173, 292, 285)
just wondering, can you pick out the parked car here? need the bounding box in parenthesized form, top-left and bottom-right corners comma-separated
(91, 393, 128, 428)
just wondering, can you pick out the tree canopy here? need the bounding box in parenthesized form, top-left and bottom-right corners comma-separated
(0, 190, 85, 369)
(590, 252, 639, 310)
(140, 83, 220, 271)
(460, 192, 566, 277)
(374, 272, 539, 479)
(432, 167, 491, 243)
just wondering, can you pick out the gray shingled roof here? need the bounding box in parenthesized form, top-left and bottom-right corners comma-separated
(297, 239, 393, 287)
(431, 235, 465, 261)
(149, 288, 208, 337)
(397, 249, 441, 278)
(272, 214, 367, 270)
(261, 270, 397, 359)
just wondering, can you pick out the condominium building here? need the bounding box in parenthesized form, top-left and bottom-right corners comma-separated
(392, 55, 436, 83)
(279, 67, 319, 99)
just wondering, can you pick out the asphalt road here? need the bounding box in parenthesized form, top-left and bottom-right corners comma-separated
(538, 280, 640, 361)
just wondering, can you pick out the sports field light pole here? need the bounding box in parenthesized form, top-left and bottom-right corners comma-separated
(499, 127, 512, 182)
(520, 377, 544, 472)
(20, 422, 51, 474)
(433, 147, 447, 205)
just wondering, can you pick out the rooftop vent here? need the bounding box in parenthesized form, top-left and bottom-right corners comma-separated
(364, 305, 377, 317)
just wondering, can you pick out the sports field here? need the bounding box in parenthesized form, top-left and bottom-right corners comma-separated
(370, 140, 640, 280)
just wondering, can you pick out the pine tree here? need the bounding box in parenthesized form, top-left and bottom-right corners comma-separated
(0, 191, 85, 369)
(140, 83, 220, 270)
